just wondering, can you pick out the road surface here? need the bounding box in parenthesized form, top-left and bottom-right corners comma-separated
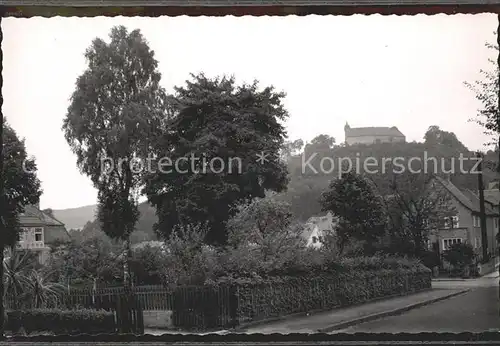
(334, 276, 499, 333)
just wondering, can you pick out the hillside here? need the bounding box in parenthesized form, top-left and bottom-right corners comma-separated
(52, 204, 97, 231)
(71, 202, 159, 244)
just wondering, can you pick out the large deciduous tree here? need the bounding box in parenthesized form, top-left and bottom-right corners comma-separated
(62, 26, 168, 288)
(320, 172, 386, 255)
(144, 73, 289, 245)
(0, 120, 42, 333)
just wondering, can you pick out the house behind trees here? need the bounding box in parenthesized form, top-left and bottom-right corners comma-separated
(12, 204, 71, 264)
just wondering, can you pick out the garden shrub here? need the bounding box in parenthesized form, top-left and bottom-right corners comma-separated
(6, 308, 115, 335)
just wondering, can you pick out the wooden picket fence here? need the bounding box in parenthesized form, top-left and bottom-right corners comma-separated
(5, 284, 237, 331)
(66, 285, 174, 311)
(66, 284, 238, 330)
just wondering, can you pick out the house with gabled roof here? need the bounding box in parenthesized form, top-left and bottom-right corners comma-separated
(301, 212, 337, 248)
(429, 176, 499, 264)
(344, 123, 405, 145)
(14, 204, 71, 264)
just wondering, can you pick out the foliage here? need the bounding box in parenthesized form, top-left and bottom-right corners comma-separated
(221, 198, 311, 278)
(3, 249, 39, 309)
(6, 308, 115, 335)
(464, 37, 499, 146)
(442, 243, 476, 269)
(424, 125, 468, 152)
(144, 73, 289, 245)
(62, 25, 167, 287)
(160, 223, 219, 288)
(281, 139, 304, 162)
(48, 236, 122, 287)
(2, 120, 42, 248)
(378, 171, 456, 258)
(23, 270, 67, 309)
(320, 172, 387, 255)
(129, 244, 166, 285)
(420, 250, 441, 269)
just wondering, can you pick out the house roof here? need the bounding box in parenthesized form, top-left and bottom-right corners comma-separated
(345, 126, 405, 138)
(19, 205, 70, 242)
(434, 176, 499, 216)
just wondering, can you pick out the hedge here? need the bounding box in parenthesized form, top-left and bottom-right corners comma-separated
(233, 268, 430, 325)
(6, 308, 116, 335)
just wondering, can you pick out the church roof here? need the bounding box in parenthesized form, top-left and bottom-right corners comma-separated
(345, 126, 405, 138)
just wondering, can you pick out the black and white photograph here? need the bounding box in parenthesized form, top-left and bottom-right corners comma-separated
(1, 4, 500, 339)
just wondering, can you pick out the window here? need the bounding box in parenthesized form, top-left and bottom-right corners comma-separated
(474, 238, 479, 249)
(312, 236, 318, 244)
(34, 228, 43, 243)
(495, 218, 499, 229)
(452, 216, 459, 228)
(318, 236, 323, 243)
(443, 238, 462, 250)
(473, 216, 480, 227)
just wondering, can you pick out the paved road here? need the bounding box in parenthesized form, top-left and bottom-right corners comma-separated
(335, 283, 499, 333)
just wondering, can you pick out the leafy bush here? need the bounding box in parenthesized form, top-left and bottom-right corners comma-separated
(420, 250, 440, 269)
(6, 308, 115, 335)
(442, 243, 475, 269)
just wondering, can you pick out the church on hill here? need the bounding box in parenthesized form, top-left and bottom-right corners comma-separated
(344, 123, 406, 145)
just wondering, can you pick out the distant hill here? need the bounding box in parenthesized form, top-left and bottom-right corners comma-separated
(70, 202, 159, 244)
(52, 204, 97, 230)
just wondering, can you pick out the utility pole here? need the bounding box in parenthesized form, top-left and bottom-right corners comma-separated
(477, 151, 489, 262)
(497, 14, 500, 296)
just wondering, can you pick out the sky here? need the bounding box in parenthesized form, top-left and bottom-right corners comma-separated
(3, 14, 498, 210)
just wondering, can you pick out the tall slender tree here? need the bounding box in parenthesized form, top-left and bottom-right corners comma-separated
(62, 26, 167, 288)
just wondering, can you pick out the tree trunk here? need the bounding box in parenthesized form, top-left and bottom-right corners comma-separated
(123, 237, 131, 289)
